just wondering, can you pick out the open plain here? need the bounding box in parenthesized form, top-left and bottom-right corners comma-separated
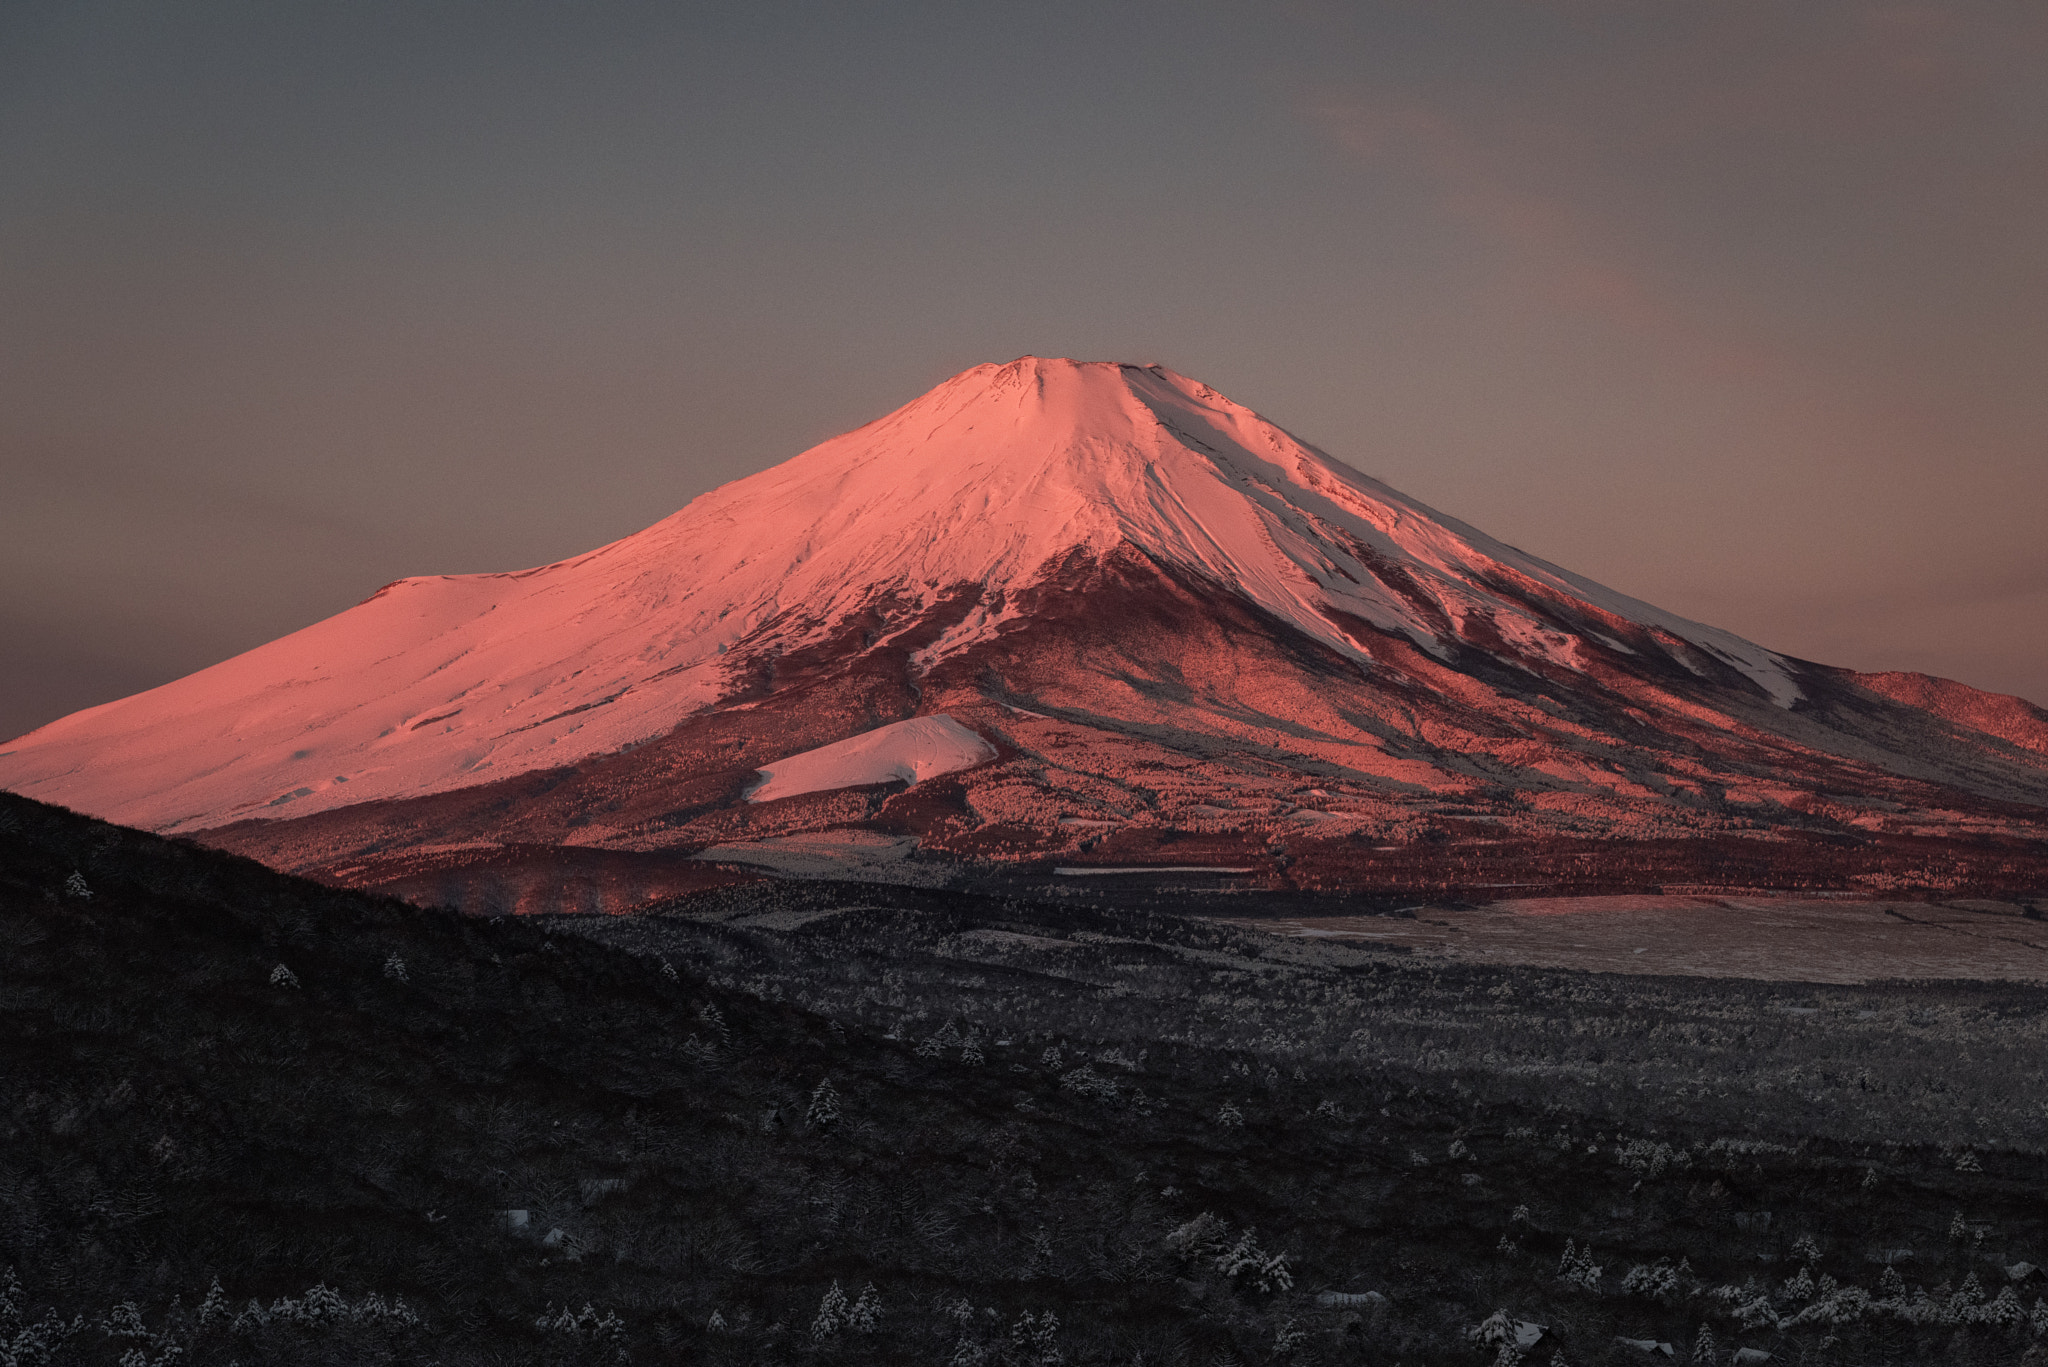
(1235, 894, 2048, 983)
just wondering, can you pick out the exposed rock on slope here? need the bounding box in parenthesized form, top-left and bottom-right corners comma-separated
(4, 357, 2044, 907)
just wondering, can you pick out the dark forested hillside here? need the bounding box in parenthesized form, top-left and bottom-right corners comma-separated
(6, 789, 2048, 1366)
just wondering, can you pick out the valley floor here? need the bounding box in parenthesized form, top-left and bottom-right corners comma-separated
(1230, 893, 2048, 984)
(7, 790, 2048, 1366)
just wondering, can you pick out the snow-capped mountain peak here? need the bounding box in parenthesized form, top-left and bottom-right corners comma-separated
(0, 356, 1938, 853)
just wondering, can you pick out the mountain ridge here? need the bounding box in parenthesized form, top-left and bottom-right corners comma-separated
(4, 356, 2045, 907)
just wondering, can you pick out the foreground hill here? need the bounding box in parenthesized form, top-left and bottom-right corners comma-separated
(5, 357, 2046, 909)
(10, 792, 2048, 1365)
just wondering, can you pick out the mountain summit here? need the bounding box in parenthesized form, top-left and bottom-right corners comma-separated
(5, 357, 2046, 907)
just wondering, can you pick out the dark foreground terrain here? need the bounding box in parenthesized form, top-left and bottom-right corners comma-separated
(6, 790, 2048, 1366)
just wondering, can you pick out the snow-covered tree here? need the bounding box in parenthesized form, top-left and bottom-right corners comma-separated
(195, 1279, 231, 1327)
(806, 1078, 841, 1129)
(1009, 1309, 1061, 1365)
(847, 1282, 881, 1334)
(1272, 1317, 1307, 1355)
(810, 1281, 847, 1340)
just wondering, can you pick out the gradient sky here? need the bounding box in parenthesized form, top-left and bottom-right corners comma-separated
(4, 0, 2045, 743)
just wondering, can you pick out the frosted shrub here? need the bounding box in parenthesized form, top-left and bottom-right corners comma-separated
(115, 1346, 178, 1367)
(1272, 1317, 1308, 1355)
(1616, 1139, 1687, 1179)
(1980, 1285, 2024, 1327)
(961, 1039, 985, 1066)
(1791, 1233, 1821, 1263)
(291, 1284, 347, 1325)
(382, 953, 408, 982)
(1956, 1150, 1983, 1172)
(1557, 1239, 1603, 1292)
(1214, 1229, 1292, 1292)
(1621, 1260, 1681, 1299)
(535, 1303, 625, 1355)
(2, 1272, 82, 1367)
(206, 1281, 419, 1341)
(1690, 1325, 1716, 1363)
(63, 871, 91, 899)
(696, 1002, 727, 1038)
(226, 1283, 418, 1332)
(1214, 1100, 1243, 1129)
(1058, 1065, 1117, 1101)
(1008, 1309, 1061, 1366)
(1470, 1310, 1539, 1353)
(101, 1302, 149, 1341)
(195, 1280, 231, 1327)
(269, 963, 299, 989)
(1165, 1212, 1227, 1259)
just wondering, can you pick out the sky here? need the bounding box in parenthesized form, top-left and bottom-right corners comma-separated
(3, 0, 2045, 743)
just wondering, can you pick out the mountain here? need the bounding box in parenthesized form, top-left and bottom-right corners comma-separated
(5, 356, 2046, 910)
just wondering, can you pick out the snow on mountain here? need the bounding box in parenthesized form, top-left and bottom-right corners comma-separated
(0, 357, 1808, 835)
(746, 715, 995, 804)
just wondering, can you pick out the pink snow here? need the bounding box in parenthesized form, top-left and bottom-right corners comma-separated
(746, 715, 995, 803)
(0, 355, 1801, 833)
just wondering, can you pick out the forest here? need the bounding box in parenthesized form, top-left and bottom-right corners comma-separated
(5, 788, 2048, 1365)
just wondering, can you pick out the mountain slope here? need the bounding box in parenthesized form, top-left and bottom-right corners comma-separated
(3, 357, 2044, 905)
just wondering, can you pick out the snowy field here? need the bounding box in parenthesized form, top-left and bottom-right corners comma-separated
(1232, 894, 2048, 983)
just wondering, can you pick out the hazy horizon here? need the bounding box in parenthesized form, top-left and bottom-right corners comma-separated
(6, 0, 2046, 743)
